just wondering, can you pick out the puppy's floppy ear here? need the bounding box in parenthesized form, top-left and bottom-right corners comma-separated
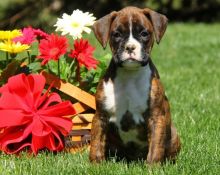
(143, 8, 168, 44)
(92, 11, 118, 49)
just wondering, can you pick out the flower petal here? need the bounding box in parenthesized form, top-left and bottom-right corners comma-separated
(37, 34, 67, 64)
(69, 38, 99, 70)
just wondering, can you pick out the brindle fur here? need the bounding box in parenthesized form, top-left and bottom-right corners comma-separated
(90, 7, 181, 164)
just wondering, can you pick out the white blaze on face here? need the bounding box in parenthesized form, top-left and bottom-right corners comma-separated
(121, 21, 142, 68)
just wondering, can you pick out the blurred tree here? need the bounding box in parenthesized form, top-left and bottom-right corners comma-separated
(0, 0, 219, 30)
(149, 0, 220, 21)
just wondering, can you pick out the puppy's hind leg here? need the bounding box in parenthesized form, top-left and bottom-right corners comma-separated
(165, 124, 181, 162)
(89, 111, 108, 163)
(147, 117, 167, 164)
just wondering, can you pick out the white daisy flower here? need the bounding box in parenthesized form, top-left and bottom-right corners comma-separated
(54, 9, 96, 39)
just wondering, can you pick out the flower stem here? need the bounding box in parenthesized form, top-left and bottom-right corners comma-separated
(69, 59, 75, 72)
(5, 52, 9, 66)
(75, 62, 81, 86)
(68, 59, 75, 80)
(47, 64, 50, 73)
(58, 59, 61, 79)
(27, 51, 31, 64)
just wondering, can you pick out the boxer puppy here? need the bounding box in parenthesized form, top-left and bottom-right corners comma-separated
(89, 6, 181, 164)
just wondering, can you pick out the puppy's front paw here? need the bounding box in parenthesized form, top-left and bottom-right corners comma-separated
(147, 152, 164, 165)
(89, 152, 105, 163)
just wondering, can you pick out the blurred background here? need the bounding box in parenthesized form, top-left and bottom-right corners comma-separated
(1, 0, 220, 31)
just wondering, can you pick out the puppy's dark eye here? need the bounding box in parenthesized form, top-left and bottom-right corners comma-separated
(140, 30, 149, 38)
(112, 31, 122, 39)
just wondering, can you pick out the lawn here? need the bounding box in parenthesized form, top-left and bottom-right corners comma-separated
(0, 23, 220, 175)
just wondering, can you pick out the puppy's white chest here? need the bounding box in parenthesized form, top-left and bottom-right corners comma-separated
(103, 65, 151, 143)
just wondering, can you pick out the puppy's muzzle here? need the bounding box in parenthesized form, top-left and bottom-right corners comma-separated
(125, 44, 136, 54)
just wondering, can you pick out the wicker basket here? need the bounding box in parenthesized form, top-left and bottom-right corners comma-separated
(41, 71, 95, 153)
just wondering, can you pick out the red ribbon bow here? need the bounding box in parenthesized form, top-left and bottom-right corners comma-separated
(0, 73, 76, 155)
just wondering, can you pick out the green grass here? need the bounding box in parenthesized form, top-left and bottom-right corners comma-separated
(0, 23, 220, 174)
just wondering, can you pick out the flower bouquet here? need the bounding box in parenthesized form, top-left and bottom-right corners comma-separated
(0, 10, 109, 155)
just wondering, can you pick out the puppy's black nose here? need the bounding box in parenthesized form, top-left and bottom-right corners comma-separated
(125, 44, 136, 53)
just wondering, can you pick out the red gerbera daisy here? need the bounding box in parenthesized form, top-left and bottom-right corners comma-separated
(38, 34, 68, 65)
(69, 39, 99, 70)
(0, 73, 75, 155)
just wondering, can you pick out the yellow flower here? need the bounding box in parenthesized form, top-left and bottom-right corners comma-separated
(0, 29, 22, 40)
(0, 40, 30, 54)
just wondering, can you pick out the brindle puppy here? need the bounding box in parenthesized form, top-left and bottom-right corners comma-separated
(89, 6, 181, 164)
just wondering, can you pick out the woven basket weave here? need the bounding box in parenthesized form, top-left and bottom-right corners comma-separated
(41, 71, 95, 153)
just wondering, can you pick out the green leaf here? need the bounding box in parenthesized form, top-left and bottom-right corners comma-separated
(27, 62, 42, 73)
(48, 60, 58, 75)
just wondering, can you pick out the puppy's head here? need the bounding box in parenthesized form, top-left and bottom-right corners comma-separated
(93, 7, 168, 69)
